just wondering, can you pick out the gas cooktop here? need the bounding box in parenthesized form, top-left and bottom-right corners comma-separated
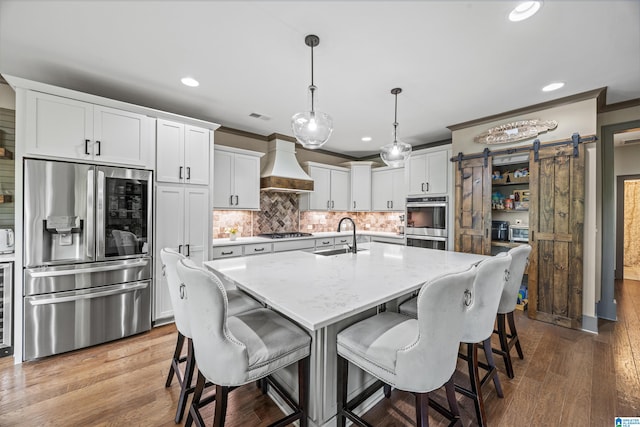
(258, 232, 313, 239)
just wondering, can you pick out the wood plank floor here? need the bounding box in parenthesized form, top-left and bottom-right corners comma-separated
(1, 279, 639, 426)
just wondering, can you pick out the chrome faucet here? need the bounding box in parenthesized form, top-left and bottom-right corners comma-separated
(337, 217, 357, 254)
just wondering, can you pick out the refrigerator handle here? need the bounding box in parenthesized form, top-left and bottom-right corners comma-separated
(86, 169, 95, 259)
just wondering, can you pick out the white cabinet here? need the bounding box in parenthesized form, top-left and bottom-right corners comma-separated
(154, 185, 209, 321)
(300, 162, 350, 211)
(407, 148, 450, 196)
(213, 146, 263, 210)
(25, 91, 152, 167)
(156, 119, 210, 185)
(372, 167, 405, 211)
(348, 163, 372, 212)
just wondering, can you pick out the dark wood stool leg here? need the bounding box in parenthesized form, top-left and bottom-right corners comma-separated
(166, 332, 185, 387)
(213, 385, 229, 427)
(186, 370, 207, 427)
(444, 376, 460, 420)
(175, 338, 196, 423)
(383, 383, 392, 398)
(468, 342, 486, 427)
(483, 338, 504, 398)
(336, 355, 348, 427)
(415, 392, 430, 427)
(497, 313, 514, 378)
(298, 356, 309, 427)
(507, 311, 524, 359)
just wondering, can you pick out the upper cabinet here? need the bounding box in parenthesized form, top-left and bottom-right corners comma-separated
(347, 162, 372, 212)
(299, 162, 350, 212)
(156, 119, 210, 185)
(213, 146, 263, 210)
(371, 167, 405, 212)
(407, 147, 450, 196)
(25, 91, 152, 168)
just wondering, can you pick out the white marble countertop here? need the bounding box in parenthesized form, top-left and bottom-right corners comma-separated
(204, 243, 486, 331)
(212, 230, 404, 247)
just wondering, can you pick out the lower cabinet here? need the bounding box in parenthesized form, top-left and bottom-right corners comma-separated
(154, 184, 210, 322)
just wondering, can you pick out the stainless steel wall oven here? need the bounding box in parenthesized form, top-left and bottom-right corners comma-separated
(23, 159, 152, 360)
(405, 196, 448, 250)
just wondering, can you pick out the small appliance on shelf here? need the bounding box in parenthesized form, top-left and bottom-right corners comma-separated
(509, 225, 529, 242)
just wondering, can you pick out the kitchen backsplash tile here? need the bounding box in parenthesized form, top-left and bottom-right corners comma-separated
(214, 193, 403, 238)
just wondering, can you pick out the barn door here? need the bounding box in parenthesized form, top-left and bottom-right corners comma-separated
(454, 156, 492, 255)
(528, 143, 584, 329)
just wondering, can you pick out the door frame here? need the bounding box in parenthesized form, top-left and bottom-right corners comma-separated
(615, 174, 640, 280)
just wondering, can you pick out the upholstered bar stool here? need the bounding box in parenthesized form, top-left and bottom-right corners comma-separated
(160, 248, 261, 423)
(337, 266, 477, 427)
(176, 258, 311, 427)
(492, 244, 531, 379)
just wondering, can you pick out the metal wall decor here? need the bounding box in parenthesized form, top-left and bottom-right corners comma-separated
(474, 119, 558, 145)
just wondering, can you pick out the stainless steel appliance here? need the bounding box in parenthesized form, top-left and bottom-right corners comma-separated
(492, 220, 510, 241)
(509, 225, 529, 242)
(23, 159, 152, 360)
(405, 196, 447, 250)
(0, 262, 12, 357)
(0, 228, 14, 253)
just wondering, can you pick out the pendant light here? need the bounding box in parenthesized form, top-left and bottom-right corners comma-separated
(380, 88, 412, 167)
(291, 34, 333, 149)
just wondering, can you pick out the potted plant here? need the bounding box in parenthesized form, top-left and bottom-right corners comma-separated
(226, 225, 239, 241)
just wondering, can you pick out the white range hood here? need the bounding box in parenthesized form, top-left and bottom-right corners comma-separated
(260, 138, 314, 193)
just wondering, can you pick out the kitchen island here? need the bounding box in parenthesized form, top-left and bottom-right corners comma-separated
(204, 243, 486, 426)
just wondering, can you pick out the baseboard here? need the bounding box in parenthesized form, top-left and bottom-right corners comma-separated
(581, 314, 598, 334)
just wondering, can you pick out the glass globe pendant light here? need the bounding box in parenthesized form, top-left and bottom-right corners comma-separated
(291, 34, 333, 149)
(380, 88, 412, 167)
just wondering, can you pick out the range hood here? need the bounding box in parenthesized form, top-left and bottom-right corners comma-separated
(260, 138, 314, 193)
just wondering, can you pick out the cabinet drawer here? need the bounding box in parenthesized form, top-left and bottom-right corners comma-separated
(243, 243, 273, 256)
(315, 238, 334, 249)
(272, 239, 315, 252)
(212, 246, 242, 259)
(334, 236, 354, 247)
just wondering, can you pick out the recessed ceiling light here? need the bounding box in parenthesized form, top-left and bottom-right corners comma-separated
(509, 1, 542, 22)
(361, 136, 372, 142)
(181, 77, 199, 87)
(542, 82, 565, 92)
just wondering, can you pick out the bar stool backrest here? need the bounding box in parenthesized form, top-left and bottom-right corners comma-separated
(160, 248, 190, 337)
(461, 254, 512, 343)
(498, 244, 532, 314)
(395, 265, 477, 391)
(176, 258, 249, 385)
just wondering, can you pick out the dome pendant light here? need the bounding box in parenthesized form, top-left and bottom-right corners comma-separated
(380, 88, 412, 167)
(291, 34, 333, 149)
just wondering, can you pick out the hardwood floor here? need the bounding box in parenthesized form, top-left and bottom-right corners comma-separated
(1, 279, 639, 426)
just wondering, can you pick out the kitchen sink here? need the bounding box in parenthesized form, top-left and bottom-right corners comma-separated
(314, 248, 368, 256)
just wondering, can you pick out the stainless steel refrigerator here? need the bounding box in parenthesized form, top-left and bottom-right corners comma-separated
(23, 159, 153, 360)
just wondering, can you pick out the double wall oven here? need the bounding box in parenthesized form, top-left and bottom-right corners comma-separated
(23, 159, 152, 360)
(405, 196, 448, 250)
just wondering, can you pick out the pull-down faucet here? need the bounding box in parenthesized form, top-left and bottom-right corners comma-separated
(337, 217, 357, 254)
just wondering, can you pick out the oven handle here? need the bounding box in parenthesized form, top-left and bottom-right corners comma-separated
(406, 202, 448, 208)
(27, 281, 149, 305)
(27, 259, 149, 278)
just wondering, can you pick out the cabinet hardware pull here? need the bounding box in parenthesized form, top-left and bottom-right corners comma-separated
(390, 201, 393, 209)
(221, 251, 233, 255)
(230, 195, 234, 206)
(85, 139, 90, 155)
(426, 182, 429, 192)
(186, 167, 191, 180)
(421, 183, 425, 192)
(322, 241, 330, 244)
(353, 201, 356, 209)
(254, 248, 265, 252)
(178, 244, 183, 254)
(332, 200, 335, 209)
(327, 200, 330, 209)
(234, 195, 239, 206)
(96, 140, 101, 156)
(179, 166, 184, 180)
(186, 244, 190, 257)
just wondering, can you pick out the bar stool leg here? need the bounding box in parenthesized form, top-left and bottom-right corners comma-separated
(482, 338, 504, 398)
(298, 356, 309, 427)
(415, 392, 430, 427)
(186, 370, 207, 427)
(336, 355, 348, 427)
(383, 384, 392, 398)
(468, 342, 486, 427)
(213, 385, 229, 427)
(175, 338, 196, 423)
(507, 311, 524, 359)
(444, 376, 460, 420)
(166, 332, 185, 387)
(496, 313, 514, 378)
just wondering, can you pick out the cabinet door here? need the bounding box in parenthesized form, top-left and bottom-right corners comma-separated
(308, 166, 332, 211)
(454, 157, 492, 255)
(156, 119, 185, 183)
(154, 185, 185, 321)
(330, 170, 350, 211)
(184, 125, 210, 186)
(408, 154, 427, 195)
(372, 170, 393, 211)
(184, 187, 209, 266)
(425, 150, 448, 194)
(350, 166, 371, 211)
(213, 150, 234, 208)
(528, 144, 584, 329)
(25, 91, 93, 159)
(391, 168, 406, 211)
(93, 105, 150, 167)
(233, 153, 260, 209)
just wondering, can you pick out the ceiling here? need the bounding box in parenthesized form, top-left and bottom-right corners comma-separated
(1, 1, 639, 158)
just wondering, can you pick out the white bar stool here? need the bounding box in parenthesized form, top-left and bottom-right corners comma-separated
(337, 265, 478, 427)
(176, 258, 311, 427)
(160, 248, 261, 423)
